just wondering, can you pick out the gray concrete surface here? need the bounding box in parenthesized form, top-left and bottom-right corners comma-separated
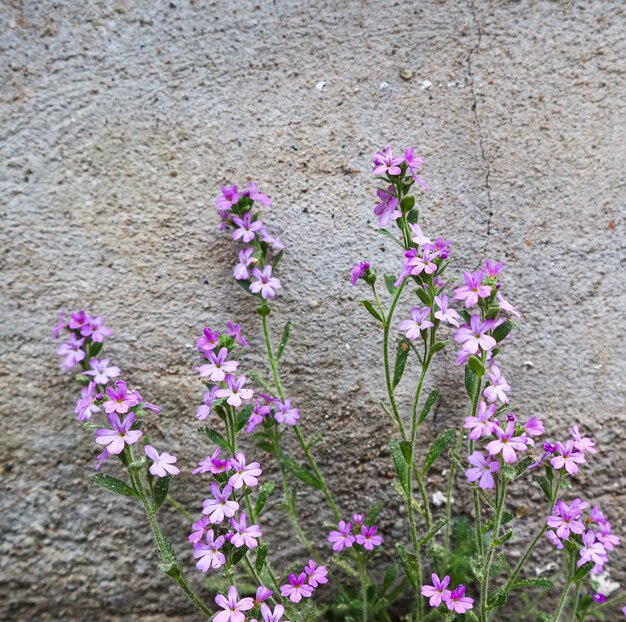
(1, 0, 625, 619)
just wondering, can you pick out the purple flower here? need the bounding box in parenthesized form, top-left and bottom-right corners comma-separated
(409, 223, 432, 246)
(75, 381, 100, 421)
(496, 292, 521, 318)
(578, 530, 608, 569)
(188, 516, 211, 543)
(80, 316, 112, 343)
(524, 416, 544, 438)
(199, 347, 238, 382)
(280, 573, 314, 603)
(304, 560, 328, 588)
(434, 294, 460, 327)
(454, 315, 496, 355)
(144, 445, 180, 477)
(372, 147, 404, 176)
(445, 585, 474, 614)
(373, 185, 401, 227)
(56, 333, 86, 370)
(486, 420, 528, 463)
(227, 322, 249, 348)
(454, 271, 491, 308)
(328, 520, 355, 552)
(202, 483, 239, 524)
(482, 364, 510, 403)
(68, 310, 89, 330)
(197, 327, 220, 353)
(352, 513, 364, 527)
(214, 586, 254, 622)
(102, 380, 141, 415)
(216, 185, 240, 211)
(570, 425, 596, 454)
(274, 399, 300, 426)
(464, 401, 496, 440)
(234, 247, 256, 280)
(247, 396, 273, 433)
(228, 453, 262, 489)
(403, 148, 430, 190)
(546, 530, 564, 550)
(255, 586, 273, 605)
(465, 451, 500, 489)
(84, 358, 121, 385)
(196, 387, 221, 421)
(232, 212, 264, 243)
(193, 447, 232, 476)
(259, 227, 285, 249)
(255, 604, 286, 622)
(94, 448, 111, 471)
(592, 593, 607, 603)
(52, 309, 67, 339)
(355, 525, 383, 550)
(193, 529, 226, 571)
(484, 259, 504, 278)
(597, 522, 620, 552)
(350, 261, 370, 286)
(546, 500, 586, 540)
(229, 513, 262, 549)
(550, 440, 586, 475)
(95, 412, 143, 455)
(215, 374, 254, 407)
(246, 182, 272, 206)
(250, 265, 282, 299)
(399, 307, 433, 340)
(421, 573, 451, 607)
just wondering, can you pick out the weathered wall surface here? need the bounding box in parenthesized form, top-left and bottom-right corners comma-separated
(1, 0, 625, 619)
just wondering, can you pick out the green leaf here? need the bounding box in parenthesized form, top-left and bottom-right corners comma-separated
(406, 208, 419, 224)
(393, 339, 411, 388)
(468, 355, 486, 377)
(482, 511, 513, 534)
(501, 464, 516, 482)
(255, 543, 269, 573)
(331, 556, 359, 578)
(236, 404, 255, 432)
(198, 427, 230, 450)
(153, 475, 172, 511)
(360, 300, 383, 322)
(384, 274, 397, 295)
(493, 319, 517, 343)
(90, 473, 137, 498)
(431, 340, 448, 354)
(537, 476, 552, 501)
(231, 547, 248, 565)
(380, 564, 398, 596)
(254, 482, 275, 516)
(89, 341, 104, 358)
(415, 287, 431, 307)
(395, 543, 418, 588)
(417, 388, 440, 426)
(389, 440, 408, 491)
(276, 320, 291, 360)
(514, 456, 535, 479)
(465, 365, 479, 399)
(491, 528, 512, 547)
(488, 588, 508, 609)
(377, 228, 404, 248)
(399, 440, 413, 464)
(422, 429, 456, 474)
(419, 516, 448, 545)
(511, 577, 554, 590)
(126, 457, 146, 474)
(400, 195, 415, 212)
(574, 561, 595, 581)
(279, 455, 322, 490)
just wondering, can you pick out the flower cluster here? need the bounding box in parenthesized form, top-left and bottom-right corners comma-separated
(215, 183, 283, 300)
(532, 425, 597, 475)
(328, 514, 383, 553)
(421, 574, 474, 614)
(280, 560, 328, 603)
(546, 499, 619, 574)
(54, 309, 112, 370)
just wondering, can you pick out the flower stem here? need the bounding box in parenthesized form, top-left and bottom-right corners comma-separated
(358, 556, 369, 622)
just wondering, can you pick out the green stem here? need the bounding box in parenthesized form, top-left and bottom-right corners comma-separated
(358, 556, 369, 622)
(569, 581, 580, 622)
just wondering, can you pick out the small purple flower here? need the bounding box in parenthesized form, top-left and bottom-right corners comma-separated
(80, 316, 112, 343)
(592, 593, 607, 603)
(95, 412, 143, 455)
(75, 381, 100, 421)
(421, 573, 451, 607)
(280, 572, 314, 603)
(350, 261, 370, 286)
(355, 525, 383, 550)
(445, 585, 474, 614)
(227, 322, 249, 348)
(199, 347, 238, 382)
(232, 212, 264, 243)
(524, 416, 544, 438)
(352, 513, 364, 527)
(546, 500, 586, 540)
(144, 445, 180, 477)
(372, 147, 404, 176)
(197, 327, 220, 353)
(215, 374, 254, 407)
(486, 420, 528, 464)
(597, 521, 620, 552)
(403, 148, 430, 190)
(202, 483, 239, 524)
(256, 604, 286, 622)
(328, 520, 355, 552)
(246, 182, 272, 206)
(274, 399, 300, 426)
(399, 307, 434, 340)
(546, 530, 564, 550)
(214, 585, 254, 622)
(434, 294, 460, 327)
(482, 364, 510, 403)
(102, 380, 141, 415)
(255, 586, 273, 605)
(68, 310, 89, 330)
(484, 259, 504, 278)
(373, 185, 401, 227)
(234, 247, 256, 280)
(259, 227, 285, 249)
(578, 530, 608, 569)
(550, 440, 586, 475)
(193, 529, 226, 571)
(465, 451, 500, 489)
(84, 358, 121, 385)
(56, 333, 86, 370)
(94, 448, 111, 471)
(188, 516, 211, 543)
(228, 453, 262, 489)
(496, 292, 521, 318)
(192, 448, 232, 476)
(196, 387, 221, 421)
(570, 425, 596, 454)
(454, 271, 491, 308)
(304, 560, 328, 588)
(409, 223, 432, 246)
(229, 513, 262, 549)
(250, 265, 282, 299)
(52, 309, 67, 339)
(454, 315, 496, 355)
(464, 401, 496, 440)
(216, 185, 240, 211)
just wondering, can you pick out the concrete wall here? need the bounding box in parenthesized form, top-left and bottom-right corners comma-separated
(1, 0, 624, 619)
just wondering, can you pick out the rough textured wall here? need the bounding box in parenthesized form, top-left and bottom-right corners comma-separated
(1, 0, 625, 619)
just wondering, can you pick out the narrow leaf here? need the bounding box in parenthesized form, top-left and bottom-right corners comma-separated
(511, 578, 554, 590)
(393, 339, 411, 388)
(415, 287, 431, 307)
(389, 440, 408, 491)
(360, 300, 383, 322)
(236, 404, 255, 432)
(422, 428, 456, 474)
(417, 388, 440, 426)
(431, 340, 448, 354)
(395, 544, 418, 588)
(153, 475, 172, 511)
(90, 473, 137, 498)
(465, 365, 479, 399)
(276, 320, 291, 360)
(491, 528, 513, 547)
(255, 543, 269, 573)
(384, 274, 397, 295)
(493, 319, 517, 343)
(419, 516, 448, 546)
(468, 355, 485, 377)
(198, 427, 230, 450)
(254, 482, 275, 516)
(279, 455, 322, 490)
(574, 561, 595, 581)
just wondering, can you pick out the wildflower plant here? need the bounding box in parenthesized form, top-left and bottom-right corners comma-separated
(55, 153, 624, 622)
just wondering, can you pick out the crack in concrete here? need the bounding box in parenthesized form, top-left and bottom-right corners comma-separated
(467, 0, 493, 259)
